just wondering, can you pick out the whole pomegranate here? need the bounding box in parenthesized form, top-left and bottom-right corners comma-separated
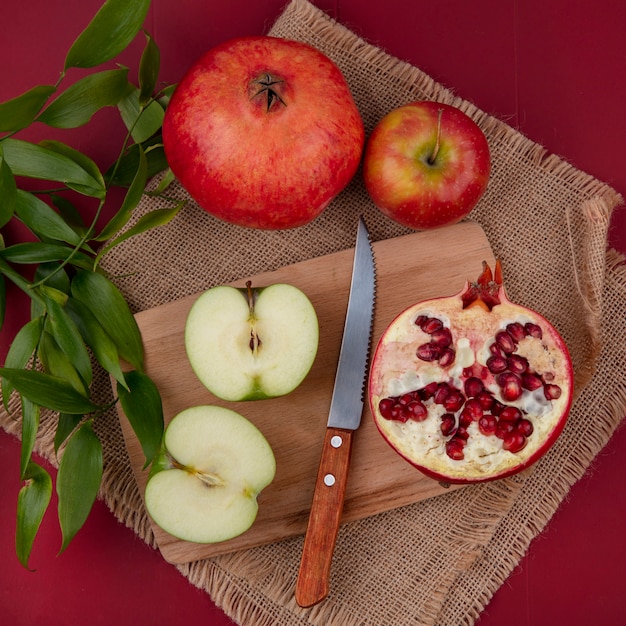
(162, 36, 364, 230)
(369, 261, 573, 483)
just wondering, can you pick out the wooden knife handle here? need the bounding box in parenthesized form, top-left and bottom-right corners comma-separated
(295, 426, 354, 608)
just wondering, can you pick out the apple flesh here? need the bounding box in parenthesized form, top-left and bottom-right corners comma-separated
(185, 282, 319, 401)
(162, 36, 365, 230)
(363, 101, 491, 230)
(144, 405, 276, 544)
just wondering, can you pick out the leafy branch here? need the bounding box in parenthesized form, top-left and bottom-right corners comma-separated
(0, 0, 183, 568)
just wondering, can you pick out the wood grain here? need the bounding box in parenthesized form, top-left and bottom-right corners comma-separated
(115, 221, 495, 564)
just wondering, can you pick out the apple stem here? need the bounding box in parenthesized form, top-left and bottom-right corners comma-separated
(428, 108, 444, 165)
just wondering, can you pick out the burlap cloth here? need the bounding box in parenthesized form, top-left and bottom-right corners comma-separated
(2, 0, 625, 623)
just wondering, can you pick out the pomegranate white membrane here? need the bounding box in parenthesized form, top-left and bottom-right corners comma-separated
(369, 262, 574, 483)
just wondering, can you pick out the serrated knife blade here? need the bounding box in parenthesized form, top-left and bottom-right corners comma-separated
(295, 216, 376, 608)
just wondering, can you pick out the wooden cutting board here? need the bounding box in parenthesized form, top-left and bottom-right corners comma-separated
(116, 220, 495, 564)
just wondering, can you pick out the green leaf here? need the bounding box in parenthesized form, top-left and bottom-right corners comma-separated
(34, 264, 71, 299)
(44, 295, 93, 388)
(70, 270, 144, 371)
(65, 296, 128, 390)
(57, 420, 102, 553)
(0, 242, 94, 271)
(37, 69, 130, 129)
(38, 331, 88, 395)
(139, 31, 160, 107)
(54, 413, 82, 455)
(2, 138, 105, 198)
(0, 84, 56, 133)
(0, 368, 100, 414)
(0, 256, 37, 294)
(96, 146, 147, 242)
(117, 370, 163, 467)
(97, 202, 184, 263)
(118, 84, 165, 144)
(65, 0, 151, 69)
(39, 141, 105, 191)
(20, 395, 41, 480)
(0, 274, 5, 330)
(105, 136, 167, 187)
(16, 462, 52, 570)
(0, 148, 17, 228)
(13, 190, 84, 247)
(149, 167, 175, 195)
(2, 317, 43, 409)
(50, 194, 87, 233)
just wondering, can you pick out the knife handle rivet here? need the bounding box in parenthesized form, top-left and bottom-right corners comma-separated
(330, 435, 343, 448)
(324, 473, 336, 487)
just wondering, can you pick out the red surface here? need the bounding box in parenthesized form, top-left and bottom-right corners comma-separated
(1, 1, 625, 624)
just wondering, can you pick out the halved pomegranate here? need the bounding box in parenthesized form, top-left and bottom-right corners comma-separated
(369, 261, 573, 483)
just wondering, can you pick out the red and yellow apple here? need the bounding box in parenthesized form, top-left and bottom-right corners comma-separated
(162, 36, 365, 230)
(363, 101, 491, 230)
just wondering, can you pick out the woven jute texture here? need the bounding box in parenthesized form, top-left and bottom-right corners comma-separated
(2, 0, 625, 624)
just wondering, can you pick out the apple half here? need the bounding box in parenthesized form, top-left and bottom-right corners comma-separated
(185, 282, 319, 401)
(144, 405, 276, 544)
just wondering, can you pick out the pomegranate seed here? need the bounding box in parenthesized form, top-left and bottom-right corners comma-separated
(440, 413, 456, 436)
(499, 406, 522, 422)
(478, 414, 497, 436)
(506, 322, 526, 342)
(459, 410, 473, 427)
(497, 372, 523, 401)
(431, 327, 452, 347)
(525, 322, 543, 339)
(490, 400, 505, 416)
(495, 330, 516, 354)
(417, 343, 441, 361)
(476, 390, 495, 411)
(463, 398, 483, 421)
(444, 390, 464, 412)
(419, 381, 439, 400)
(503, 432, 527, 453)
(544, 384, 562, 400)
(522, 372, 543, 391)
(408, 400, 428, 421)
(434, 383, 451, 404)
(495, 421, 516, 439)
(446, 438, 465, 461)
(421, 317, 443, 334)
(414, 315, 428, 328)
(507, 354, 529, 374)
(516, 418, 534, 437)
(489, 343, 505, 357)
(455, 426, 470, 440)
(438, 348, 456, 366)
(464, 376, 484, 397)
(379, 398, 395, 418)
(398, 393, 414, 405)
(486, 355, 508, 374)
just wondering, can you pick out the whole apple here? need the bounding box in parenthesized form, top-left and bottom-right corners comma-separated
(363, 101, 491, 230)
(162, 36, 365, 230)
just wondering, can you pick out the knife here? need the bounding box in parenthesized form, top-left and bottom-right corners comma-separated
(295, 216, 376, 608)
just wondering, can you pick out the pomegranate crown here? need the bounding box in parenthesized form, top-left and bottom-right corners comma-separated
(461, 260, 503, 311)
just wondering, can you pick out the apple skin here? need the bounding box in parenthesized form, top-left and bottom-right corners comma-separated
(363, 101, 491, 230)
(144, 405, 276, 544)
(184, 282, 319, 402)
(162, 36, 365, 230)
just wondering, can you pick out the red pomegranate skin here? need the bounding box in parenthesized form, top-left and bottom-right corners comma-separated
(369, 262, 574, 484)
(162, 36, 365, 230)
